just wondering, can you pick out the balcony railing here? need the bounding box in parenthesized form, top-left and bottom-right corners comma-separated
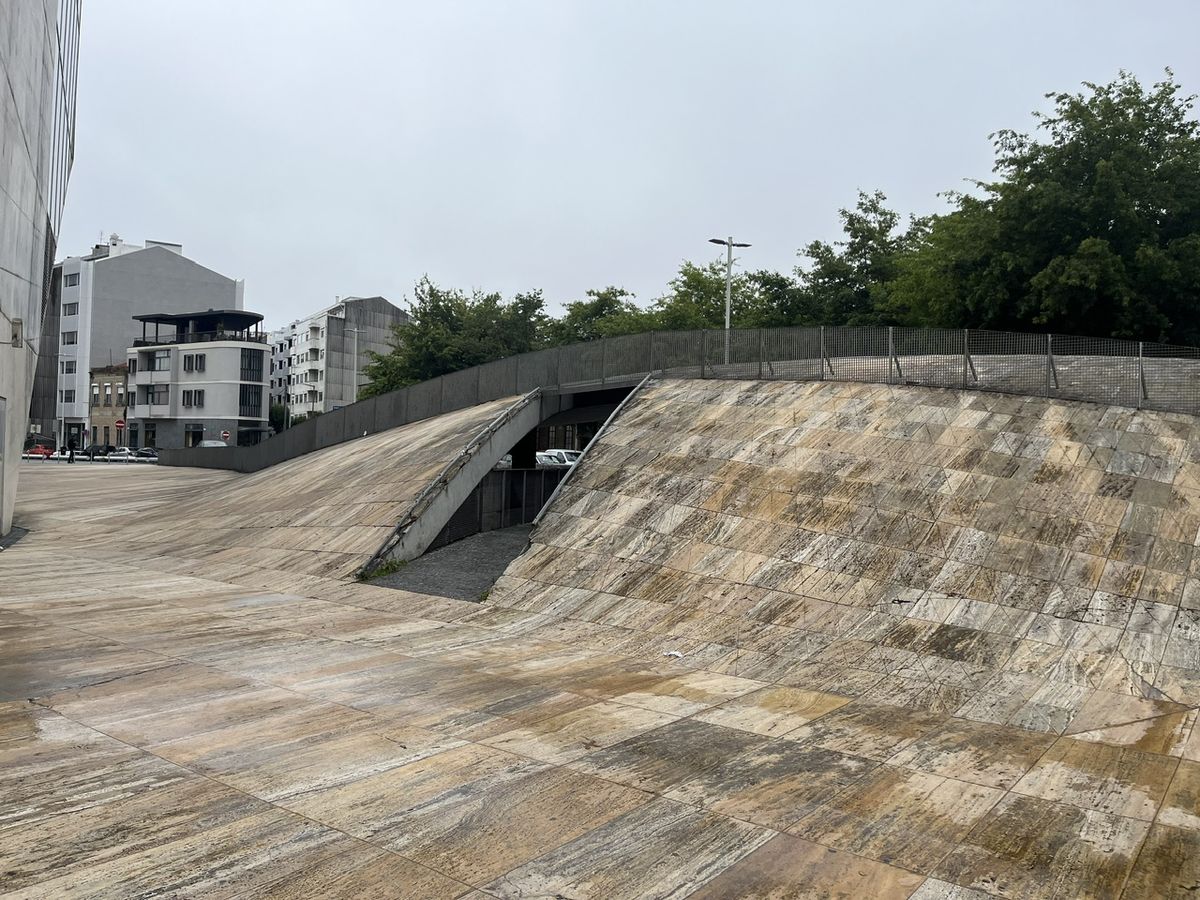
(132, 330, 268, 347)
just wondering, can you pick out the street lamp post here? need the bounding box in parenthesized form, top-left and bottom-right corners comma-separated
(708, 236, 751, 364)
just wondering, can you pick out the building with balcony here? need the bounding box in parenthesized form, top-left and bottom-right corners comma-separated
(29, 235, 245, 450)
(1, 0, 80, 533)
(126, 310, 269, 449)
(276, 296, 409, 421)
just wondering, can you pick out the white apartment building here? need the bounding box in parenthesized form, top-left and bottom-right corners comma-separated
(33, 235, 244, 449)
(126, 310, 269, 449)
(276, 296, 409, 420)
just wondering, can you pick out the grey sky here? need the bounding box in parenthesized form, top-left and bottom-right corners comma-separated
(60, 1, 1199, 329)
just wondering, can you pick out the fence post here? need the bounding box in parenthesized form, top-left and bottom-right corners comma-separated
(962, 329, 969, 389)
(1045, 333, 1059, 394)
(888, 326, 895, 385)
(758, 329, 764, 379)
(601, 338, 608, 385)
(515, 353, 522, 394)
(819, 326, 826, 381)
(647, 330, 656, 376)
(700, 330, 707, 378)
(1138, 341, 1147, 407)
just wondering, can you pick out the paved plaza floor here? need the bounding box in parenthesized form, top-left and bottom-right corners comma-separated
(6, 377, 1200, 897)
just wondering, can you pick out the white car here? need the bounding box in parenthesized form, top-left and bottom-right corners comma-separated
(197, 440, 229, 448)
(108, 447, 137, 461)
(546, 448, 582, 464)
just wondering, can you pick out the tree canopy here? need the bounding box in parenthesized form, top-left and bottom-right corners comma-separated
(362, 71, 1200, 397)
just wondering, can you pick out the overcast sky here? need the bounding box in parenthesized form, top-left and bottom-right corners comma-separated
(60, 1, 1199, 329)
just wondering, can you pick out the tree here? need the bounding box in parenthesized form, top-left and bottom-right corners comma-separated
(796, 190, 921, 326)
(889, 71, 1200, 342)
(269, 402, 287, 433)
(547, 287, 652, 344)
(361, 277, 550, 396)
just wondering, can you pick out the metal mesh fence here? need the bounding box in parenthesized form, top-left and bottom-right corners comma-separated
(163, 325, 1200, 471)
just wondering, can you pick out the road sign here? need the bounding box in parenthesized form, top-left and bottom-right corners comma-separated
(220, 430, 231, 441)
(115, 419, 125, 429)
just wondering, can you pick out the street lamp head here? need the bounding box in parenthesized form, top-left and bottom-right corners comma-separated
(708, 238, 727, 246)
(732, 242, 752, 248)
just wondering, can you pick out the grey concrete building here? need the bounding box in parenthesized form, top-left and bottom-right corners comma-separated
(1, 0, 80, 533)
(280, 296, 409, 420)
(30, 236, 245, 449)
(126, 310, 270, 450)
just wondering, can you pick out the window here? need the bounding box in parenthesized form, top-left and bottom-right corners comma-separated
(91, 384, 99, 406)
(61, 360, 76, 374)
(240, 348, 264, 382)
(62, 389, 75, 403)
(62, 302, 78, 316)
(128, 424, 139, 450)
(153, 350, 170, 371)
(182, 389, 193, 407)
(117, 385, 125, 406)
(128, 357, 137, 375)
(62, 331, 77, 345)
(103, 426, 110, 445)
(103, 385, 112, 406)
(239, 384, 263, 418)
(184, 354, 194, 372)
(184, 424, 204, 448)
(194, 389, 204, 408)
(150, 385, 168, 405)
(64, 272, 79, 287)
(144, 423, 156, 447)
(195, 353, 206, 372)
(90, 426, 97, 444)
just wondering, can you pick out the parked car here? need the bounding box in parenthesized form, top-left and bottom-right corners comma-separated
(84, 444, 115, 457)
(536, 451, 571, 468)
(197, 439, 229, 448)
(545, 448, 582, 464)
(25, 444, 55, 459)
(108, 447, 137, 460)
(135, 447, 158, 459)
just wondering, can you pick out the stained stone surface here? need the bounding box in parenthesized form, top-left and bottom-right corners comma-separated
(5, 378, 1200, 896)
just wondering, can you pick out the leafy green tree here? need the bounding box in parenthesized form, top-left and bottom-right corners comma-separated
(547, 287, 652, 343)
(796, 190, 920, 326)
(269, 402, 287, 433)
(361, 278, 549, 395)
(889, 71, 1200, 342)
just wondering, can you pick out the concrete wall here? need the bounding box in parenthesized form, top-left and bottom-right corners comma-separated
(92, 247, 242, 365)
(0, 0, 79, 533)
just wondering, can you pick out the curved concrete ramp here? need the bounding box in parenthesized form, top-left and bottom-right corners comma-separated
(65, 394, 527, 580)
(486, 377, 1200, 893)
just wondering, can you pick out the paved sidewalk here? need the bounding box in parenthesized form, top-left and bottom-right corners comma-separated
(371, 525, 533, 600)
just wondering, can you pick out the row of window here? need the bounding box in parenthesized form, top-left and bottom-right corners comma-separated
(90, 384, 126, 406)
(64, 272, 79, 287)
(60, 360, 76, 374)
(287, 392, 323, 404)
(62, 302, 78, 316)
(62, 331, 76, 345)
(183, 353, 206, 372)
(181, 389, 205, 407)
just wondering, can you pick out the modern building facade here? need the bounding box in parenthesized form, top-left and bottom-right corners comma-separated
(279, 296, 409, 420)
(30, 236, 246, 449)
(126, 310, 270, 449)
(1, 0, 81, 533)
(268, 327, 292, 407)
(87, 364, 129, 448)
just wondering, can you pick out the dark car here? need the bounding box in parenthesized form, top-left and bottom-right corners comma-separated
(84, 444, 116, 457)
(136, 447, 158, 459)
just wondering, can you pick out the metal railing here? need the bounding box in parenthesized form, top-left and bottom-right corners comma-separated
(160, 326, 1200, 473)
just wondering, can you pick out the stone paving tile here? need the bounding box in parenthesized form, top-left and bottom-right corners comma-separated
(15, 378, 1200, 895)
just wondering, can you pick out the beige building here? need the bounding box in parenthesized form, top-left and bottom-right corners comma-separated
(87, 365, 128, 448)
